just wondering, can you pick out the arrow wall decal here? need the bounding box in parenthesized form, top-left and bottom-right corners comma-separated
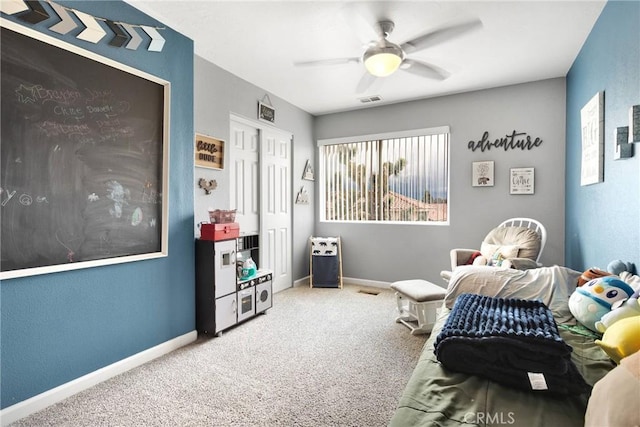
(18, 0, 49, 24)
(1, 0, 166, 52)
(121, 23, 143, 50)
(0, 0, 29, 15)
(74, 9, 106, 43)
(141, 25, 165, 52)
(106, 20, 130, 47)
(48, 1, 78, 35)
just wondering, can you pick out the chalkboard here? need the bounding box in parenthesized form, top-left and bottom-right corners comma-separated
(1, 21, 170, 279)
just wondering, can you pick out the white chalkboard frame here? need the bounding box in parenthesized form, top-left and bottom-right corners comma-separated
(0, 19, 170, 280)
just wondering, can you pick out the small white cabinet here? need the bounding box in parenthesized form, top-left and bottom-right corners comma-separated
(214, 292, 237, 333)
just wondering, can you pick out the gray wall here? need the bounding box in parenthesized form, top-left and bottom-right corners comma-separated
(194, 55, 315, 282)
(314, 78, 567, 284)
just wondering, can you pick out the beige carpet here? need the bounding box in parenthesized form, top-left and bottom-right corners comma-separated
(12, 284, 427, 427)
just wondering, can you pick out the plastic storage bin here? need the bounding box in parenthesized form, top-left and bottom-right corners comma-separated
(208, 209, 237, 224)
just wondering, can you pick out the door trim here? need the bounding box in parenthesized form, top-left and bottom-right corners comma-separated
(229, 114, 293, 293)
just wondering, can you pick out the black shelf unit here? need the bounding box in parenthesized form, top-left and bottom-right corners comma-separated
(236, 233, 259, 269)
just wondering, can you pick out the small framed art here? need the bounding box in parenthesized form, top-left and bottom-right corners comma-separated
(580, 92, 604, 186)
(510, 167, 535, 194)
(258, 102, 275, 124)
(472, 161, 494, 187)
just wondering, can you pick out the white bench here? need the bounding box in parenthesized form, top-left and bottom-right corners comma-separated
(390, 279, 446, 335)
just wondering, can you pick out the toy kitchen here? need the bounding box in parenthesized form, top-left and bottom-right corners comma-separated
(195, 210, 272, 336)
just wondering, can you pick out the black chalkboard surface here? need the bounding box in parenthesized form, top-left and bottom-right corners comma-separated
(1, 23, 168, 277)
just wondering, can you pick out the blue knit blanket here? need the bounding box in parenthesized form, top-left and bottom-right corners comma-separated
(434, 293, 590, 395)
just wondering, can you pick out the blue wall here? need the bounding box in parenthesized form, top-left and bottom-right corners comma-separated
(565, 0, 640, 271)
(0, 1, 194, 408)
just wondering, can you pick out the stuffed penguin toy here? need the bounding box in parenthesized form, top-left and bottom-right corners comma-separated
(568, 276, 635, 332)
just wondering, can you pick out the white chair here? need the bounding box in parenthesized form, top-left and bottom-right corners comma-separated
(441, 217, 547, 282)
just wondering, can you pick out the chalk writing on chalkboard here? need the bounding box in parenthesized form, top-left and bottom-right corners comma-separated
(0, 20, 170, 279)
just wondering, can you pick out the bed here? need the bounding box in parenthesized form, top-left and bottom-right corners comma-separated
(390, 265, 617, 427)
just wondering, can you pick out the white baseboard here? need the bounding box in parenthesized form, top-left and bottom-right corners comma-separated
(293, 276, 310, 287)
(2, 277, 389, 424)
(294, 275, 391, 289)
(1, 330, 197, 426)
(342, 276, 391, 289)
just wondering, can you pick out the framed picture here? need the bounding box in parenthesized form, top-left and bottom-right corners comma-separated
(302, 159, 314, 181)
(472, 161, 494, 187)
(258, 101, 275, 124)
(195, 133, 224, 169)
(1, 20, 170, 279)
(580, 92, 604, 186)
(510, 168, 535, 194)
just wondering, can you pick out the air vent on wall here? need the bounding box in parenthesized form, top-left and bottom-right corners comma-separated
(359, 95, 382, 104)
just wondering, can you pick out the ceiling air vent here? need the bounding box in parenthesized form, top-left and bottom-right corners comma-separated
(359, 95, 382, 104)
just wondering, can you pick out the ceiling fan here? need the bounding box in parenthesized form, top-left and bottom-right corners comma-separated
(295, 17, 483, 93)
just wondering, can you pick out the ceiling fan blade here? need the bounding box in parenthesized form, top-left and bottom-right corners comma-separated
(402, 59, 451, 80)
(356, 72, 378, 94)
(339, 2, 381, 45)
(294, 57, 360, 67)
(400, 19, 483, 54)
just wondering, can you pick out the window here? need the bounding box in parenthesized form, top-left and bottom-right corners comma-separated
(318, 127, 449, 224)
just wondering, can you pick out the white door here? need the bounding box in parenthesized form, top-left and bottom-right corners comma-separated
(229, 121, 259, 234)
(260, 128, 292, 293)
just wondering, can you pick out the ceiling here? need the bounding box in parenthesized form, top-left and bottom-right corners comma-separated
(125, 1, 606, 116)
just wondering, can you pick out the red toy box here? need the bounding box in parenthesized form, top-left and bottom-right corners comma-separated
(200, 222, 239, 241)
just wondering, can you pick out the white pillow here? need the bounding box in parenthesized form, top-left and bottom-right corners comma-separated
(480, 242, 519, 260)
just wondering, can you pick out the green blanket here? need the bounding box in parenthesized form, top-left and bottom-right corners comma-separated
(390, 306, 614, 427)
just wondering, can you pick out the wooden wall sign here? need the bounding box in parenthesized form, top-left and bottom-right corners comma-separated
(195, 134, 224, 169)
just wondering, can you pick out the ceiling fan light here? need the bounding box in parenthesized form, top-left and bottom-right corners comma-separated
(364, 52, 402, 77)
(363, 41, 404, 77)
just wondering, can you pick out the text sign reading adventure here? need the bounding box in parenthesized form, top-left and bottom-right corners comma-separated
(468, 130, 543, 152)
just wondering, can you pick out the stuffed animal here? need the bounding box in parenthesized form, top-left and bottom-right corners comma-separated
(568, 276, 635, 332)
(595, 289, 640, 332)
(577, 268, 612, 287)
(471, 253, 513, 268)
(620, 271, 640, 291)
(607, 260, 635, 276)
(595, 315, 640, 364)
(472, 254, 488, 266)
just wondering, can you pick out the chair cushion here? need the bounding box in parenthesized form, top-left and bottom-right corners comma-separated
(483, 226, 541, 261)
(391, 279, 446, 302)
